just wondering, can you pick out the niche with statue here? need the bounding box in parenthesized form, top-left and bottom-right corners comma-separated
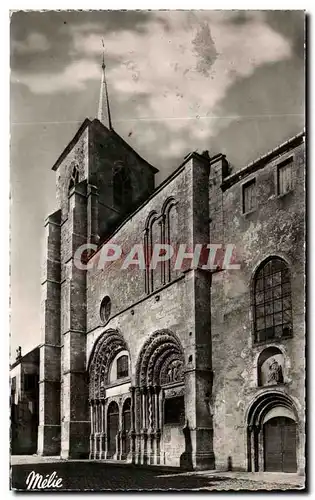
(257, 346, 285, 387)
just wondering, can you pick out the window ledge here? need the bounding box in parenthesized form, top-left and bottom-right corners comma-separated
(105, 377, 131, 389)
(242, 208, 257, 217)
(258, 382, 287, 389)
(253, 335, 293, 347)
(277, 190, 294, 199)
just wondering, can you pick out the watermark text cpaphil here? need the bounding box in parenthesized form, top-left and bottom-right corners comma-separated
(74, 242, 241, 271)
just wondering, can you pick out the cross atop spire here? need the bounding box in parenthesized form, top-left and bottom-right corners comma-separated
(98, 39, 112, 130)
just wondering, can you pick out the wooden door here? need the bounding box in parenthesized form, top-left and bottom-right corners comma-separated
(264, 417, 297, 472)
(107, 402, 119, 459)
(122, 399, 131, 458)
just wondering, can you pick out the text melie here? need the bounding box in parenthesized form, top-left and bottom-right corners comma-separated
(26, 471, 63, 490)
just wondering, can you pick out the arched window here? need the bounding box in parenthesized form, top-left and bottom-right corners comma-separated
(161, 197, 177, 285)
(113, 163, 132, 210)
(117, 355, 129, 379)
(100, 296, 111, 324)
(69, 165, 79, 192)
(253, 257, 292, 343)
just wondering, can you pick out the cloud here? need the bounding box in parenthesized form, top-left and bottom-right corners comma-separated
(87, 11, 290, 157)
(12, 59, 100, 94)
(11, 11, 293, 158)
(73, 12, 291, 112)
(12, 32, 51, 54)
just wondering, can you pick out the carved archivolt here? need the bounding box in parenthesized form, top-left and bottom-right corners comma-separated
(89, 329, 129, 400)
(136, 330, 184, 387)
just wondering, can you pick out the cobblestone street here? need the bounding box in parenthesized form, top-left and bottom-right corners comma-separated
(10, 458, 305, 491)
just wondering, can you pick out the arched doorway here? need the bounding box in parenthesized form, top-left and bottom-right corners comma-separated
(135, 330, 185, 467)
(247, 392, 298, 472)
(107, 401, 119, 459)
(263, 416, 297, 472)
(88, 329, 131, 460)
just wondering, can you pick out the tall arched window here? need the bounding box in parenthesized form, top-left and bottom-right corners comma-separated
(161, 197, 177, 285)
(253, 257, 292, 343)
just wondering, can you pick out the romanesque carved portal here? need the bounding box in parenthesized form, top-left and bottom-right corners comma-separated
(247, 391, 298, 473)
(88, 329, 185, 464)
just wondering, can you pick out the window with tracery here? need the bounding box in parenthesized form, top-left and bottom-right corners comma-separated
(117, 355, 129, 379)
(253, 258, 292, 343)
(69, 165, 80, 192)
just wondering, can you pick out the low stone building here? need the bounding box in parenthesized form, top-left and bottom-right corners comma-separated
(37, 111, 305, 473)
(10, 346, 39, 455)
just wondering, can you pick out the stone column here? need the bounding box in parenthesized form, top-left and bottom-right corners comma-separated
(141, 387, 148, 465)
(94, 400, 100, 459)
(38, 209, 61, 456)
(159, 389, 164, 464)
(184, 269, 214, 470)
(115, 431, 120, 460)
(129, 387, 136, 463)
(148, 386, 154, 464)
(253, 425, 260, 472)
(89, 400, 94, 459)
(135, 387, 141, 464)
(153, 385, 160, 465)
(60, 182, 90, 459)
(118, 408, 123, 461)
(104, 398, 108, 459)
(246, 426, 252, 472)
(100, 400, 106, 459)
(297, 418, 305, 475)
(183, 154, 215, 470)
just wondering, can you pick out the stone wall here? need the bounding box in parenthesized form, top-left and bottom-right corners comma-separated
(86, 153, 215, 469)
(210, 138, 305, 471)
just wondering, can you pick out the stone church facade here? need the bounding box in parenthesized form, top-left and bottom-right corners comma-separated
(38, 117, 305, 473)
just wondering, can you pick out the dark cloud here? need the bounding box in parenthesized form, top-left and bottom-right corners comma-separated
(227, 11, 252, 25)
(10, 10, 153, 74)
(265, 10, 305, 59)
(192, 22, 218, 76)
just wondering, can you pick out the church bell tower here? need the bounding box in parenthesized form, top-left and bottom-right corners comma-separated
(38, 46, 158, 458)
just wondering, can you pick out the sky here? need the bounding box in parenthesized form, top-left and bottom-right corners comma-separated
(10, 10, 305, 358)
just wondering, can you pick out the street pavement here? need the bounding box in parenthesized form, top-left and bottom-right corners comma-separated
(10, 457, 305, 492)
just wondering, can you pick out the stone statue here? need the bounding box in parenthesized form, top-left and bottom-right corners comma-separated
(167, 367, 173, 383)
(16, 346, 22, 360)
(267, 358, 284, 385)
(172, 364, 179, 381)
(166, 361, 183, 384)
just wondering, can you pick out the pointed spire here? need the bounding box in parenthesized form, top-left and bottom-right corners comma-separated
(98, 39, 112, 129)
